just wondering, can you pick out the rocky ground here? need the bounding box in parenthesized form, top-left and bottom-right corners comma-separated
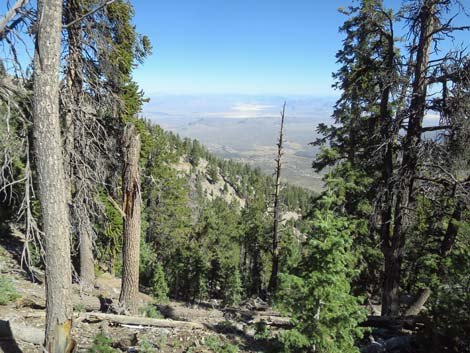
(0, 229, 445, 353)
(0, 236, 281, 353)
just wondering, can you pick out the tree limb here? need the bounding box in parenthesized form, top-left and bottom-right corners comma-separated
(107, 195, 126, 219)
(0, 0, 30, 38)
(63, 0, 116, 29)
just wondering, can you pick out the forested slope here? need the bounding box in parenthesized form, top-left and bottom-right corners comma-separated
(1, 0, 470, 352)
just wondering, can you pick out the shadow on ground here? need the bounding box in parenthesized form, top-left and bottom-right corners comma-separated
(0, 320, 23, 353)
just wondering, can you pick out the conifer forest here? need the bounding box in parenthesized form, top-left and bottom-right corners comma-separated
(0, 1, 469, 353)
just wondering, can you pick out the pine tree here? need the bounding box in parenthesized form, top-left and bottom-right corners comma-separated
(119, 126, 141, 314)
(314, 0, 470, 318)
(277, 192, 366, 353)
(33, 0, 74, 350)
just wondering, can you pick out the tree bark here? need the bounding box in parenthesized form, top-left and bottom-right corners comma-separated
(440, 202, 461, 256)
(382, 0, 436, 317)
(64, 0, 96, 290)
(267, 103, 286, 295)
(119, 126, 141, 314)
(33, 0, 74, 351)
(405, 288, 431, 316)
(78, 211, 95, 289)
(81, 312, 205, 329)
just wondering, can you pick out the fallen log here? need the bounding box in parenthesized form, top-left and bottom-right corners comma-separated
(250, 315, 291, 328)
(16, 293, 102, 312)
(405, 288, 431, 316)
(360, 315, 429, 331)
(80, 312, 206, 330)
(224, 307, 285, 317)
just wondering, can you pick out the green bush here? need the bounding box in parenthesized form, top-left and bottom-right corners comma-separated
(88, 332, 117, 353)
(253, 320, 270, 340)
(0, 275, 20, 305)
(139, 339, 157, 353)
(203, 335, 239, 353)
(139, 304, 163, 319)
(152, 263, 169, 303)
(277, 192, 366, 353)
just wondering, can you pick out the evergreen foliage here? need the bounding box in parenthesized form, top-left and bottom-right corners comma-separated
(151, 263, 169, 303)
(0, 275, 20, 305)
(277, 191, 366, 353)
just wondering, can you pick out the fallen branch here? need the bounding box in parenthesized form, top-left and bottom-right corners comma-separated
(405, 288, 431, 316)
(250, 315, 291, 328)
(17, 293, 102, 312)
(80, 312, 205, 330)
(360, 315, 429, 331)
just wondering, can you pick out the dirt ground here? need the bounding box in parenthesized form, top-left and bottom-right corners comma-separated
(0, 240, 273, 353)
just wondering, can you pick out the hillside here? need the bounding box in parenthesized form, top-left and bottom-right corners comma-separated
(149, 114, 326, 191)
(0, 235, 286, 353)
(2, 1, 469, 352)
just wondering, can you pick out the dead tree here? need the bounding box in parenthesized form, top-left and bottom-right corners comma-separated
(267, 102, 286, 295)
(33, 0, 74, 351)
(119, 125, 142, 314)
(382, 0, 437, 316)
(63, 0, 98, 290)
(0, 0, 30, 39)
(61, 0, 121, 290)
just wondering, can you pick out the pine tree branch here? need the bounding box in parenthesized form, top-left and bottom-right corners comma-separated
(107, 195, 126, 219)
(420, 125, 452, 132)
(0, 0, 30, 38)
(63, 0, 116, 29)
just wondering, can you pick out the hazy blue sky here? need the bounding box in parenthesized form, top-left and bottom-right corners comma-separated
(132, 0, 348, 96)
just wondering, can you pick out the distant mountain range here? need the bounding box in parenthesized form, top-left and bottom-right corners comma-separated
(143, 95, 337, 190)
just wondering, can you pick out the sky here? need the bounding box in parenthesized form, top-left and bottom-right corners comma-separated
(130, 0, 470, 120)
(132, 0, 348, 97)
(2, 1, 468, 120)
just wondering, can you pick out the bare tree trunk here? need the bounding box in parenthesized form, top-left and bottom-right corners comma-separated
(119, 126, 141, 314)
(64, 0, 96, 290)
(382, 0, 436, 317)
(440, 202, 461, 256)
(78, 202, 95, 289)
(33, 0, 74, 351)
(267, 102, 286, 295)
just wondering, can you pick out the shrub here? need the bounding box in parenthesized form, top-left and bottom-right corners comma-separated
(253, 320, 270, 340)
(88, 332, 117, 353)
(0, 275, 20, 305)
(152, 263, 169, 303)
(73, 303, 86, 312)
(277, 192, 366, 353)
(139, 304, 163, 319)
(203, 335, 239, 353)
(139, 339, 157, 353)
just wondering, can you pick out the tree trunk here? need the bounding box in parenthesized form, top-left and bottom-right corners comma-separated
(63, 0, 96, 290)
(119, 126, 141, 314)
(78, 207, 95, 289)
(382, 0, 436, 316)
(267, 103, 286, 295)
(440, 202, 461, 256)
(33, 0, 74, 351)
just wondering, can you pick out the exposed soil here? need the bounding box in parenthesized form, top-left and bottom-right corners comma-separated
(0, 239, 273, 353)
